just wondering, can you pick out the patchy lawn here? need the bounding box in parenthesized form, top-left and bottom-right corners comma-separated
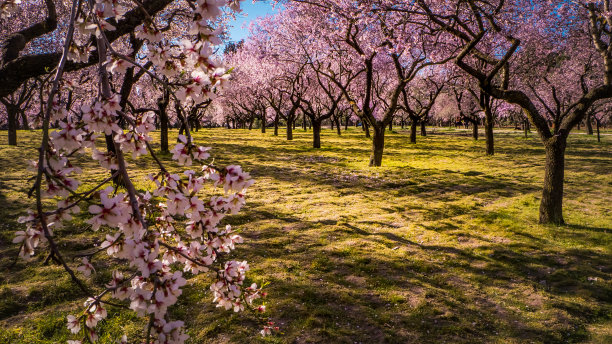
(0, 127, 611, 344)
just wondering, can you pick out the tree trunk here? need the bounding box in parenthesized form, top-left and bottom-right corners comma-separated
(20, 111, 29, 130)
(472, 121, 479, 140)
(524, 119, 529, 138)
(302, 113, 307, 130)
(287, 117, 294, 140)
(330, 119, 334, 130)
(539, 136, 567, 224)
(364, 121, 370, 138)
(596, 119, 601, 143)
(261, 116, 266, 133)
(409, 119, 417, 144)
(312, 120, 321, 148)
(157, 91, 170, 153)
(335, 117, 341, 135)
(6, 104, 18, 145)
(388, 120, 393, 132)
(344, 117, 348, 131)
(273, 113, 278, 136)
(586, 113, 594, 135)
(369, 125, 385, 166)
(420, 121, 426, 136)
(401, 118, 405, 129)
(248, 118, 254, 130)
(159, 105, 169, 152)
(483, 102, 494, 155)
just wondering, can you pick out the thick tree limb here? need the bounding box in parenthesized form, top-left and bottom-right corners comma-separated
(0, 0, 173, 98)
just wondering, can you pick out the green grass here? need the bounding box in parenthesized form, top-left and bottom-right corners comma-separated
(0, 126, 611, 344)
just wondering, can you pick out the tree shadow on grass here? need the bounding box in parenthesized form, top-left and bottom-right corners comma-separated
(244, 218, 611, 343)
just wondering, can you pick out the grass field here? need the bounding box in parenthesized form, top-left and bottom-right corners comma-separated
(0, 127, 611, 344)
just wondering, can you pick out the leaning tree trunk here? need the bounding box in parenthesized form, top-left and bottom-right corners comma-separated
(335, 117, 341, 135)
(409, 119, 418, 144)
(369, 124, 385, 166)
(420, 121, 426, 136)
(287, 117, 294, 140)
(312, 119, 322, 148)
(6, 104, 18, 145)
(539, 136, 567, 224)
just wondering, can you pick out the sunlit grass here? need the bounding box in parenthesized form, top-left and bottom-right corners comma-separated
(0, 127, 611, 343)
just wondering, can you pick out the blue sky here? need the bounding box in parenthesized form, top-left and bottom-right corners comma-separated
(226, 1, 280, 42)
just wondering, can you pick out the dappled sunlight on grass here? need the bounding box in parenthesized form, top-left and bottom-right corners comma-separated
(0, 127, 611, 343)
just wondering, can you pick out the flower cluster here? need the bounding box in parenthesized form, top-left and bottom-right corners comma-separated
(13, 0, 275, 342)
(58, 141, 259, 343)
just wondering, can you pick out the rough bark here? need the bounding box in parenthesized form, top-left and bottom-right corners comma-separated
(20, 111, 29, 129)
(369, 126, 385, 166)
(472, 122, 479, 140)
(420, 121, 427, 136)
(483, 98, 494, 155)
(586, 112, 594, 135)
(158, 94, 169, 152)
(539, 136, 567, 224)
(6, 104, 18, 145)
(410, 119, 417, 144)
(287, 117, 294, 140)
(312, 120, 321, 148)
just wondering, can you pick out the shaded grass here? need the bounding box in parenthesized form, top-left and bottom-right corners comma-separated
(0, 126, 611, 344)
